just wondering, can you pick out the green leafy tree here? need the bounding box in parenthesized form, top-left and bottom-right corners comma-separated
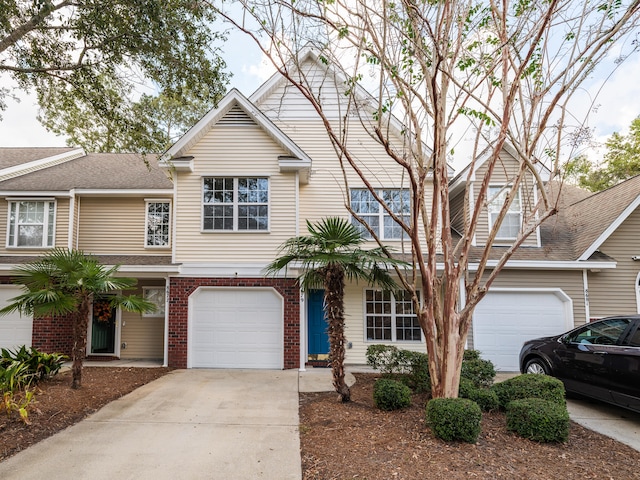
(0, 249, 155, 389)
(0, 1, 228, 151)
(265, 218, 404, 402)
(566, 116, 640, 191)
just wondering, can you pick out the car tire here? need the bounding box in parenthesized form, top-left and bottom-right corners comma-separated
(525, 358, 549, 375)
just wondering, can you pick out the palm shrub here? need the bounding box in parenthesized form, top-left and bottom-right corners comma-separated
(506, 398, 570, 442)
(426, 398, 482, 443)
(373, 378, 412, 411)
(491, 374, 566, 409)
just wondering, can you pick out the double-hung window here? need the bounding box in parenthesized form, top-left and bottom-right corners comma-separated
(203, 177, 269, 231)
(145, 201, 171, 247)
(365, 290, 421, 341)
(488, 186, 522, 240)
(350, 188, 410, 240)
(7, 200, 55, 248)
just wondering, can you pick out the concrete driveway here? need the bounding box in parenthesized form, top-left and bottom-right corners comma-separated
(0, 370, 301, 480)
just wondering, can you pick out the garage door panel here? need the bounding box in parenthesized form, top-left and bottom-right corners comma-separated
(190, 288, 283, 369)
(0, 286, 33, 350)
(474, 291, 569, 371)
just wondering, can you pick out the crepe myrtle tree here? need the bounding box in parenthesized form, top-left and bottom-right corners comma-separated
(265, 217, 405, 402)
(217, 0, 640, 398)
(0, 249, 155, 389)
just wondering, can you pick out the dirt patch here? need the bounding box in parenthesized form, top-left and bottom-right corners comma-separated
(0, 367, 171, 461)
(300, 373, 640, 480)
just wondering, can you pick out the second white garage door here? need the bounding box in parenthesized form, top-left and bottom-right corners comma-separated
(473, 289, 572, 371)
(189, 287, 283, 369)
(0, 286, 33, 351)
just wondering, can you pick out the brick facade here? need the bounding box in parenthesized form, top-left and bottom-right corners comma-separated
(168, 277, 300, 369)
(32, 314, 74, 356)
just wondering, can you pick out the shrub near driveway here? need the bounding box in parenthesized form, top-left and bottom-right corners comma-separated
(506, 398, 570, 442)
(426, 398, 482, 443)
(491, 373, 566, 408)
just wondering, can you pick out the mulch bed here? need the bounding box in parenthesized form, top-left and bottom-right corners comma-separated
(299, 373, 640, 480)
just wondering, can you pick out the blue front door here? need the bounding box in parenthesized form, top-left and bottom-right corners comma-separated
(307, 289, 329, 356)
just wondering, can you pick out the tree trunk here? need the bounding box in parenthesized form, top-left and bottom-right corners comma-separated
(71, 296, 91, 389)
(324, 266, 350, 402)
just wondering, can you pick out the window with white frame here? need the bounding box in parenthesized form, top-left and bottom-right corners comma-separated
(365, 289, 421, 341)
(203, 177, 269, 231)
(146, 201, 171, 247)
(350, 189, 410, 239)
(7, 200, 56, 247)
(488, 186, 522, 240)
(142, 287, 166, 317)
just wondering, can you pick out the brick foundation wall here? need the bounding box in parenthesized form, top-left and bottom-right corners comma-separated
(32, 314, 74, 356)
(168, 277, 300, 369)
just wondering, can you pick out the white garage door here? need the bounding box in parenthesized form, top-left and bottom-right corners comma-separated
(189, 288, 283, 369)
(0, 286, 33, 350)
(473, 290, 571, 371)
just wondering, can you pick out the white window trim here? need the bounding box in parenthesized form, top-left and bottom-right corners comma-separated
(202, 177, 270, 233)
(364, 289, 422, 342)
(6, 199, 57, 248)
(350, 188, 410, 240)
(144, 199, 172, 249)
(142, 287, 166, 318)
(487, 185, 522, 241)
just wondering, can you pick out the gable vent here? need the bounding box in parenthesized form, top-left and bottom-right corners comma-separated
(218, 105, 256, 126)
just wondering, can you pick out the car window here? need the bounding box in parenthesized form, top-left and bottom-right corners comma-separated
(624, 326, 640, 347)
(566, 318, 631, 345)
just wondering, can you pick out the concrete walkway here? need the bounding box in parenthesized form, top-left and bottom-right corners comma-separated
(0, 370, 302, 480)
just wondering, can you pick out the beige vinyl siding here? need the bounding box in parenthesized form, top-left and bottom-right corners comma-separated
(342, 282, 427, 365)
(587, 207, 640, 318)
(472, 151, 539, 248)
(173, 124, 298, 263)
(77, 197, 171, 254)
(449, 190, 466, 234)
(120, 283, 165, 360)
(0, 197, 69, 253)
(120, 312, 164, 359)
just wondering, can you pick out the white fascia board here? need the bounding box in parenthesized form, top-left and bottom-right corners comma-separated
(0, 148, 85, 179)
(74, 189, 174, 197)
(3, 191, 72, 198)
(466, 260, 617, 270)
(115, 265, 181, 275)
(578, 194, 640, 261)
(178, 262, 299, 278)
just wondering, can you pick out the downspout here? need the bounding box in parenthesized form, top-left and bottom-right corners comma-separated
(68, 189, 75, 249)
(582, 269, 590, 323)
(163, 277, 169, 367)
(296, 171, 306, 371)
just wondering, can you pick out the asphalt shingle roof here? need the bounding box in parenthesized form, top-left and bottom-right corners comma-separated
(0, 147, 78, 170)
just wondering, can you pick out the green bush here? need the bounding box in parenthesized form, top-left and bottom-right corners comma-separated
(460, 356, 496, 388)
(463, 349, 481, 361)
(1, 346, 67, 382)
(373, 378, 412, 411)
(366, 345, 430, 393)
(426, 398, 482, 443)
(458, 378, 499, 412)
(506, 398, 570, 442)
(491, 374, 565, 409)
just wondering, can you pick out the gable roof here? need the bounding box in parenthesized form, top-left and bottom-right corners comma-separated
(566, 174, 640, 261)
(161, 88, 312, 182)
(0, 147, 85, 181)
(250, 48, 453, 177)
(0, 151, 172, 192)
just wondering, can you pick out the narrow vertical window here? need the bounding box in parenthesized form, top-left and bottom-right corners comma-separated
(146, 201, 171, 247)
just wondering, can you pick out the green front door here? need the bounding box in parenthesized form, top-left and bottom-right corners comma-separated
(90, 297, 116, 354)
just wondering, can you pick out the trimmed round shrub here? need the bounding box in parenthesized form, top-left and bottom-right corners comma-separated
(458, 377, 476, 398)
(491, 374, 565, 409)
(373, 378, 412, 411)
(426, 398, 482, 443)
(506, 398, 570, 442)
(459, 378, 499, 412)
(461, 357, 496, 388)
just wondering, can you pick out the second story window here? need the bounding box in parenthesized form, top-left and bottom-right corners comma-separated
(488, 186, 522, 240)
(146, 201, 171, 247)
(203, 177, 269, 231)
(7, 200, 55, 248)
(350, 188, 410, 240)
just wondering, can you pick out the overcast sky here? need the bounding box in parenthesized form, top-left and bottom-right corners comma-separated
(1, 26, 639, 168)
